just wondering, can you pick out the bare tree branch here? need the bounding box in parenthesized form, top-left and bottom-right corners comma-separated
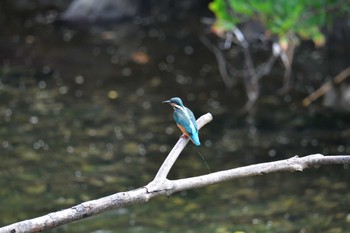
(199, 35, 235, 88)
(278, 33, 298, 94)
(168, 154, 350, 194)
(302, 66, 350, 106)
(1, 113, 350, 233)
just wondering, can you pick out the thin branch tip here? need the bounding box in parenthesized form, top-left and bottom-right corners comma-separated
(196, 112, 213, 129)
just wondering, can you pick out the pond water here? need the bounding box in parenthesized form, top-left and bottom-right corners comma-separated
(1, 3, 350, 233)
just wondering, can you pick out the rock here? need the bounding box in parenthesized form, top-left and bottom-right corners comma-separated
(59, 0, 140, 24)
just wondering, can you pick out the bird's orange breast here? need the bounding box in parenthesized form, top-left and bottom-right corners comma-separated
(177, 124, 189, 136)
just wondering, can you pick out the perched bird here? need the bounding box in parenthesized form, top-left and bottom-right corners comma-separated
(162, 97, 201, 146)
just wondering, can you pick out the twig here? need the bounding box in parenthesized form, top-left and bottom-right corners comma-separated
(1, 112, 350, 233)
(302, 66, 350, 106)
(199, 35, 235, 88)
(278, 33, 298, 94)
(221, 0, 259, 108)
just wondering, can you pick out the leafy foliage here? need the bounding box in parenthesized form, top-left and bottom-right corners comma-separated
(209, 0, 349, 46)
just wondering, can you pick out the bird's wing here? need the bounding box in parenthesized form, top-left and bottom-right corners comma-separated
(174, 107, 200, 145)
(185, 107, 198, 129)
(184, 107, 200, 146)
(173, 107, 198, 136)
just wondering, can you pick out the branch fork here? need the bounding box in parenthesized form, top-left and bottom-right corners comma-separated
(145, 112, 213, 193)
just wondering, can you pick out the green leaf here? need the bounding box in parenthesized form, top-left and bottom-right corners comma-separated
(209, 0, 349, 46)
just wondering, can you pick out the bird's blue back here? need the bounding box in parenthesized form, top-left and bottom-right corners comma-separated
(173, 107, 201, 146)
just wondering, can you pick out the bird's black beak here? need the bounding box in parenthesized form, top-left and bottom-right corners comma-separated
(162, 100, 171, 104)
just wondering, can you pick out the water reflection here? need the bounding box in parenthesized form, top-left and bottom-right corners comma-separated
(1, 2, 350, 233)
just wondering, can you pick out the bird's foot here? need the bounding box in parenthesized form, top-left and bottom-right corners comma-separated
(180, 134, 188, 139)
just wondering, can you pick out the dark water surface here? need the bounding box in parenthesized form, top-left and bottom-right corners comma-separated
(1, 3, 350, 233)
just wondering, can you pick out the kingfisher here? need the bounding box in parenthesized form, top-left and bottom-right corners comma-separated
(162, 97, 201, 146)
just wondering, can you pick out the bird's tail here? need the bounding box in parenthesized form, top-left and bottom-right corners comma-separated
(190, 133, 201, 146)
(193, 146, 211, 173)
